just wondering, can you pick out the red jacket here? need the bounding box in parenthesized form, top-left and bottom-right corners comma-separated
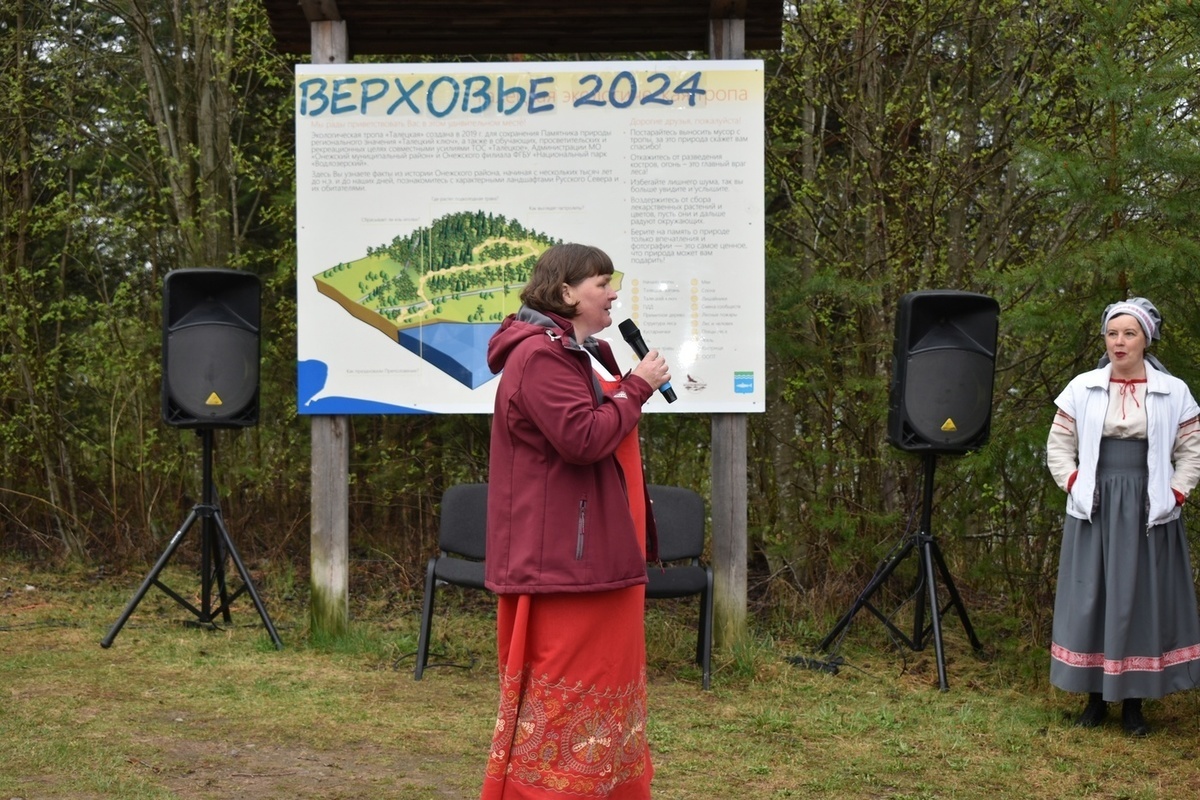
(485, 308, 656, 594)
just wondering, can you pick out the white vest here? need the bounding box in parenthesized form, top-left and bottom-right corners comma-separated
(1054, 363, 1199, 526)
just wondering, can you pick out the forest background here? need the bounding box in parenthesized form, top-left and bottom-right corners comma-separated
(3, 0, 1200, 650)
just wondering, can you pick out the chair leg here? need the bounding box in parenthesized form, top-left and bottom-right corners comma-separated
(414, 557, 438, 680)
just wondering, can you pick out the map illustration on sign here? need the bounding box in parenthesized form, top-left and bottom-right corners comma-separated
(311, 210, 619, 390)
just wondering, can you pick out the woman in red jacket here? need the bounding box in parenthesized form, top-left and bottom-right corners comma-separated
(481, 243, 671, 799)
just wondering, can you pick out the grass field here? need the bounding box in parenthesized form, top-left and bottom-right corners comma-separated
(4, 557, 1200, 799)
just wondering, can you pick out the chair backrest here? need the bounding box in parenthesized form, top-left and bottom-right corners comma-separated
(647, 484, 706, 562)
(438, 483, 488, 560)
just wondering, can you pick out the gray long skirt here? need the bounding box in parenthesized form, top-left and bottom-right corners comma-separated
(1050, 437, 1200, 700)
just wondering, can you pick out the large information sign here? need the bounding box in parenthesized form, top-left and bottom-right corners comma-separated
(296, 61, 764, 414)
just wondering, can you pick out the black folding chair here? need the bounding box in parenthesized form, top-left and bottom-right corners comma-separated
(413, 483, 489, 680)
(646, 484, 713, 689)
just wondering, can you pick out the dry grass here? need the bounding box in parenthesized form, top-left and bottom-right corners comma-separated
(4, 557, 1200, 799)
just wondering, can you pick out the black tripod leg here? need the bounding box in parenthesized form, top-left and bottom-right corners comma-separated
(195, 429, 234, 625)
(206, 518, 234, 624)
(929, 538, 984, 652)
(100, 509, 199, 648)
(213, 511, 283, 650)
(818, 536, 918, 652)
(911, 547, 928, 649)
(919, 534, 950, 691)
(199, 515, 212, 622)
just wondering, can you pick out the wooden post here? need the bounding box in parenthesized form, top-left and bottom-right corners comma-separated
(709, 15, 746, 61)
(711, 413, 748, 649)
(311, 415, 350, 636)
(708, 14, 749, 649)
(310, 18, 349, 64)
(309, 18, 351, 638)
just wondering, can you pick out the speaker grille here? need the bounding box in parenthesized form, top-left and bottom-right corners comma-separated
(902, 350, 994, 446)
(165, 325, 259, 423)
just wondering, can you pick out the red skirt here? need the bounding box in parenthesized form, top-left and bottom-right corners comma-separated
(481, 586, 652, 799)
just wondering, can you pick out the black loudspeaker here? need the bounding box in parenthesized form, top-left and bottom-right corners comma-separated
(162, 269, 261, 428)
(887, 291, 999, 454)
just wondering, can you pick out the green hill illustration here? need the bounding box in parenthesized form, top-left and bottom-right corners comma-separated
(311, 211, 623, 393)
(314, 210, 561, 336)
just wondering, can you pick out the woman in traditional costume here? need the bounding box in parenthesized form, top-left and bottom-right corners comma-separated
(1047, 297, 1200, 736)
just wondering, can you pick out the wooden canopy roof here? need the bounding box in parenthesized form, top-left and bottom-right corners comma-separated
(262, 0, 783, 56)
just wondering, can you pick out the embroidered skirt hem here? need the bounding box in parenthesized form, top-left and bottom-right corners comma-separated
(481, 588, 653, 799)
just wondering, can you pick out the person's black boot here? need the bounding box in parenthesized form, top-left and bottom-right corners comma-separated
(1074, 692, 1107, 728)
(1122, 698, 1149, 737)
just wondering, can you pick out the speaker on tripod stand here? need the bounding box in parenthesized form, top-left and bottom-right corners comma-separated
(102, 268, 281, 649)
(816, 291, 998, 689)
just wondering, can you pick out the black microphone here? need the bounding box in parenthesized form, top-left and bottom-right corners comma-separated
(618, 319, 677, 403)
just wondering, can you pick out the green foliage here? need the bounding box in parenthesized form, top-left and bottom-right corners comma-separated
(756, 0, 1200, 622)
(0, 0, 309, 562)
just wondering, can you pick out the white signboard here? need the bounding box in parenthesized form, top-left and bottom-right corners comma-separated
(295, 61, 765, 414)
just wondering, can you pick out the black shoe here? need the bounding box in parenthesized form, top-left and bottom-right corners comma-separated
(1074, 693, 1107, 728)
(1122, 699, 1149, 737)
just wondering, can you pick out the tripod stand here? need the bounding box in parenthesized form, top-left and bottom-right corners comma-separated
(817, 453, 982, 690)
(101, 429, 282, 649)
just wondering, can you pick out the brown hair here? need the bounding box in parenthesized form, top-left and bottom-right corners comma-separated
(520, 243, 614, 318)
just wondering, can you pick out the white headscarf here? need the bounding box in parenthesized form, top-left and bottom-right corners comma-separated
(1097, 296, 1169, 375)
(1101, 297, 1162, 342)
